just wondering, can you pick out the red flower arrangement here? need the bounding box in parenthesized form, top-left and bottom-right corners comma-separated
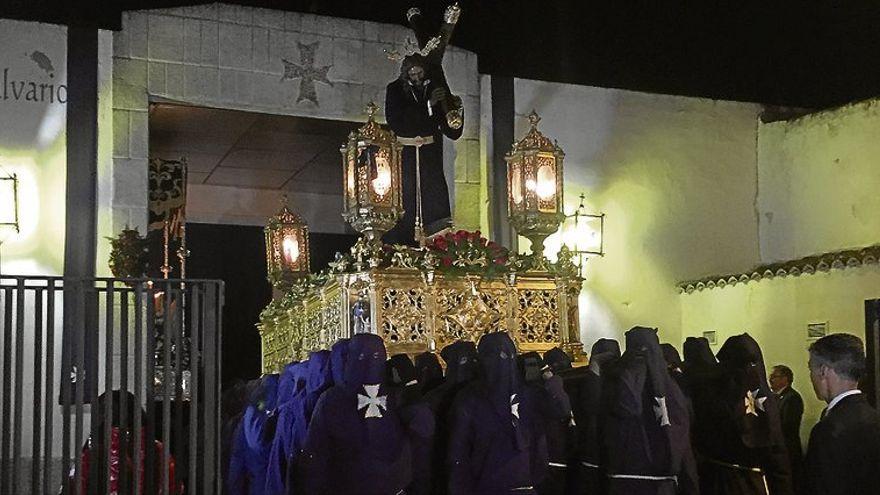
(427, 230, 511, 276)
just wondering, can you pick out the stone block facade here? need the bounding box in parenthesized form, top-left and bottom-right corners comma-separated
(110, 2, 484, 233)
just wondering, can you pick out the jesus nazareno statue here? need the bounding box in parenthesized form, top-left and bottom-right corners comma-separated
(383, 4, 464, 246)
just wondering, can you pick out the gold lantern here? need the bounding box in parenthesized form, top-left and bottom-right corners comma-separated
(506, 111, 565, 270)
(265, 196, 310, 288)
(341, 102, 403, 246)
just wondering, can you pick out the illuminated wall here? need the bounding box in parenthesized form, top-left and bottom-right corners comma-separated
(514, 78, 763, 348)
(758, 99, 880, 262)
(0, 19, 68, 275)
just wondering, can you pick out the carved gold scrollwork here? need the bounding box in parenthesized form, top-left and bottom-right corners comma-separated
(380, 287, 428, 345)
(434, 283, 509, 347)
(260, 266, 585, 373)
(516, 289, 560, 344)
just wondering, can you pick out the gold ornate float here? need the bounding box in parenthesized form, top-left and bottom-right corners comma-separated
(258, 106, 587, 373)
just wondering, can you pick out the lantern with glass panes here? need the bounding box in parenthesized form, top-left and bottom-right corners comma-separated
(265, 196, 310, 288)
(340, 102, 403, 246)
(506, 111, 566, 270)
(561, 193, 605, 277)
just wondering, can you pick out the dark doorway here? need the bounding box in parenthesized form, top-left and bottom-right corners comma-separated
(865, 299, 880, 408)
(187, 223, 271, 387)
(185, 223, 359, 387)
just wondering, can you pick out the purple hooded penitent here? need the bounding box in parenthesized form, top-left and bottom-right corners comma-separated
(693, 333, 793, 495)
(329, 338, 350, 387)
(447, 332, 570, 494)
(420, 341, 479, 493)
(227, 374, 279, 495)
(297, 333, 415, 495)
(415, 351, 444, 394)
(264, 361, 308, 495)
(600, 327, 698, 495)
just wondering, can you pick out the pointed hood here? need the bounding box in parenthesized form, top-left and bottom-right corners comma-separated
(345, 333, 388, 388)
(717, 333, 779, 448)
(243, 374, 279, 450)
(414, 351, 444, 393)
(277, 361, 305, 405)
(543, 347, 573, 374)
(591, 338, 621, 360)
(517, 351, 544, 384)
(478, 332, 520, 418)
(387, 353, 417, 387)
(306, 350, 333, 395)
(624, 326, 668, 402)
(660, 344, 683, 371)
(683, 336, 717, 372)
(330, 338, 350, 386)
(440, 340, 478, 384)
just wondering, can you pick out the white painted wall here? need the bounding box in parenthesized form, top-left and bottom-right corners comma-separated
(757, 99, 880, 262)
(514, 78, 763, 348)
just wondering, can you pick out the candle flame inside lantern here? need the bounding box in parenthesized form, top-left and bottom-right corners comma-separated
(536, 164, 555, 200)
(372, 157, 392, 197)
(347, 162, 356, 196)
(282, 234, 300, 264)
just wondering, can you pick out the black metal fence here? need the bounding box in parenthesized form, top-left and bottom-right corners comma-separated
(0, 277, 224, 494)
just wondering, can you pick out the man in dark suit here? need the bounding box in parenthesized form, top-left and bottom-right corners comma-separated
(805, 333, 880, 495)
(769, 364, 804, 490)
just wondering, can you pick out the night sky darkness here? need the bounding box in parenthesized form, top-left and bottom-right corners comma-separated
(3, 0, 880, 108)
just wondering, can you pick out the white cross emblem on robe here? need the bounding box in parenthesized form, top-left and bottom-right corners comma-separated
(510, 394, 520, 419)
(744, 389, 767, 416)
(653, 396, 671, 427)
(357, 384, 387, 419)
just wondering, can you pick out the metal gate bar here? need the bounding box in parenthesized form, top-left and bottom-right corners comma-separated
(0, 276, 224, 495)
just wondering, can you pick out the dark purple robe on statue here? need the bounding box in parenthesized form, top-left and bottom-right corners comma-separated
(447, 332, 571, 495)
(298, 333, 429, 495)
(601, 327, 698, 495)
(384, 66, 463, 244)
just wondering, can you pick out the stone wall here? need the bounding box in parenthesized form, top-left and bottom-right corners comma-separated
(110, 2, 482, 236)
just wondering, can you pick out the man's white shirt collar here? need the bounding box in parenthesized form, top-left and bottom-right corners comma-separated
(826, 389, 862, 413)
